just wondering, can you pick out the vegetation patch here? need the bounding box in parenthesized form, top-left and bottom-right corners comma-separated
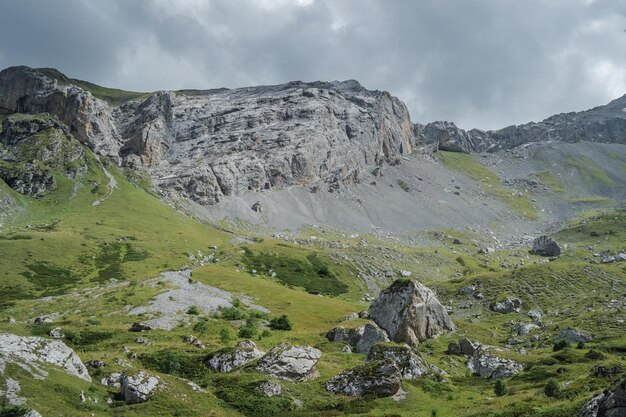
(566, 156, 614, 185)
(19, 262, 81, 295)
(213, 375, 296, 417)
(242, 248, 348, 296)
(140, 349, 207, 380)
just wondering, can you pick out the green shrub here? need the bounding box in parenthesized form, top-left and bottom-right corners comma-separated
(193, 317, 210, 335)
(494, 380, 507, 397)
(219, 306, 247, 320)
(239, 326, 258, 339)
(0, 407, 29, 417)
(220, 327, 233, 343)
(65, 330, 113, 346)
(187, 305, 200, 315)
(397, 180, 410, 192)
(553, 340, 571, 351)
(544, 379, 561, 398)
(140, 349, 205, 379)
(269, 315, 292, 331)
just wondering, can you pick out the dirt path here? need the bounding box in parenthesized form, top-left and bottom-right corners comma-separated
(92, 157, 117, 207)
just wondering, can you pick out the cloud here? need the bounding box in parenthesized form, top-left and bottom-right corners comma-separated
(0, 0, 625, 129)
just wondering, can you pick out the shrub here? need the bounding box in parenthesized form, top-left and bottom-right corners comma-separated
(545, 379, 561, 398)
(187, 305, 200, 315)
(219, 306, 247, 321)
(219, 327, 233, 343)
(0, 407, 29, 417)
(553, 340, 571, 351)
(140, 349, 205, 379)
(576, 341, 586, 349)
(494, 380, 507, 397)
(269, 315, 292, 331)
(193, 317, 210, 335)
(65, 330, 113, 346)
(238, 326, 258, 339)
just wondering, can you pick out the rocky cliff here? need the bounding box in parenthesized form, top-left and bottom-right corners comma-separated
(1, 65, 625, 204)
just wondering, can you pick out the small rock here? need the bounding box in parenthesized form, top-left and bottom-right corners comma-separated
(490, 298, 522, 314)
(48, 327, 64, 339)
(530, 236, 561, 257)
(129, 323, 153, 332)
(556, 329, 592, 343)
(257, 381, 282, 397)
(120, 372, 160, 404)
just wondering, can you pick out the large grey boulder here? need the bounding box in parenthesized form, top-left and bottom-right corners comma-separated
(256, 344, 321, 382)
(325, 360, 402, 397)
(447, 338, 480, 356)
(369, 279, 455, 347)
(490, 297, 523, 314)
(0, 333, 91, 382)
(367, 343, 429, 379)
(205, 340, 265, 372)
(355, 323, 390, 354)
(579, 380, 626, 417)
(120, 372, 160, 404)
(556, 329, 593, 343)
(326, 326, 365, 347)
(530, 236, 561, 257)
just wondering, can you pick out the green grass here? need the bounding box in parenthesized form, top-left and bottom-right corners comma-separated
(438, 151, 538, 219)
(534, 171, 564, 193)
(565, 156, 614, 185)
(35, 68, 150, 105)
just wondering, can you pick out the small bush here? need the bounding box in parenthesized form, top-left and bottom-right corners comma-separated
(239, 326, 258, 339)
(219, 306, 247, 321)
(544, 378, 561, 398)
(0, 407, 29, 417)
(576, 341, 586, 349)
(140, 349, 205, 379)
(553, 340, 571, 352)
(219, 327, 233, 343)
(397, 180, 411, 192)
(494, 380, 507, 397)
(193, 317, 210, 335)
(269, 315, 292, 331)
(187, 305, 200, 315)
(65, 330, 113, 346)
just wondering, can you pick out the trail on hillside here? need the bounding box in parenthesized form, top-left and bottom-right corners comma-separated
(91, 157, 117, 207)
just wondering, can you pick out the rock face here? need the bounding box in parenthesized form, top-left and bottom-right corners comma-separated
(369, 279, 455, 347)
(530, 236, 561, 257)
(256, 344, 322, 382)
(556, 329, 593, 343)
(120, 372, 160, 404)
(326, 323, 389, 354)
(205, 340, 265, 373)
(447, 338, 480, 356)
(325, 360, 402, 397)
(0, 66, 416, 204)
(0, 333, 91, 382)
(326, 326, 365, 347)
(490, 297, 523, 314)
(416, 93, 626, 153)
(367, 343, 429, 379)
(579, 381, 626, 417)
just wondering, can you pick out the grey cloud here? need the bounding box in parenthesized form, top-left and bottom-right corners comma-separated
(0, 0, 625, 129)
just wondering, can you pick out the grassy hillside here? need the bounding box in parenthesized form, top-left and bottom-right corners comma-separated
(0, 125, 624, 417)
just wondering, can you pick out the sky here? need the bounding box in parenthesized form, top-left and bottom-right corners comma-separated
(1, 0, 625, 130)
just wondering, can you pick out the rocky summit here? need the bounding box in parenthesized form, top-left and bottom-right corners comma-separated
(0, 64, 625, 417)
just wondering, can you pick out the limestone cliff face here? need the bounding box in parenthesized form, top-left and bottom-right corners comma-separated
(0, 67, 416, 204)
(415, 95, 626, 153)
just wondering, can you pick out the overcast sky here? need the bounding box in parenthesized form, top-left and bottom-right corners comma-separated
(1, 0, 625, 129)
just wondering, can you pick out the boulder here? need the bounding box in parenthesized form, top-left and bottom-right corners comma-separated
(256, 344, 321, 382)
(47, 327, 64, 338)
(490, 297, 522, 314)
(355, 323, 390, 354)
(556, 329, 592, 343)
(514, 323, 538, 335)
(592, 365, 623, 378)
(256, 381, 282, 397)
(325, 360, 402, 397)
(120, 372, 160, 404)
(530, 236, 561, 257)
(447, 338, 480, 356)
(205, 341, 265, 373)
(100, 372, 122, 389)
(467, 347, 523, 379)
(579, 380, 626, 417)
(129, 322, 153, 332)
(369, 279, 455, 347)
(367, 343, 429, 379)
(0, 333, 91, 381)
(326, 326, 364, 346)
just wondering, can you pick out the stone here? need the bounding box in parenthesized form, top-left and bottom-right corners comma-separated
(0, 333, 91, 382)
(556, 329, 593, 343)
(256, 381, 282, 397)
(256, 344, 321, 382)
(47, 327, 64, 338)
(205, 341, 265, 373)
(325, 360, 402, 397)
(579, 380, 626, 417)
(369, 279, 455, 347)
(33, 317, 52, 325)
(86, 360, 106, 369)
(345, 312, 359, 321)
(100, 372, 122, 389)
(326, 326, 364, 346)
(527, 310, 542, 324)
(467, 346, 523, 379)
(129, 322, 153, 332)
(447, 338, 480, 356)
(592, 365, 623, 378)
(367, 343, 429, 379)
(530, 236, 561, 257)
(355, 323, 390, 354)
(490, 298, 523, 314)
(120, 372, 160, 404)
(514, 323, 538, 335)
(251, 201, 263, 213)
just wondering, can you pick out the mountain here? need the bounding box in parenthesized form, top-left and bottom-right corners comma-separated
(0, 66, 625, 417)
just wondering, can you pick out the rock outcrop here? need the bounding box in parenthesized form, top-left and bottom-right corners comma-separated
(325, 360, 402, 397)
(367, 343, 429, 379)
(556, 329, 593, 343)
(579, 380, 626, 417)
(205, 340, 265, 372)
(530, 236, 561, 257)
(0, 333, 91, 382)
(490, 297, 523, 314)
(326, 323, 389, 354)
(256, 344, 321, 382)
(369, 279, 455, 347)
(120, 372, 160, 404)
(467, 346, 523, 379)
